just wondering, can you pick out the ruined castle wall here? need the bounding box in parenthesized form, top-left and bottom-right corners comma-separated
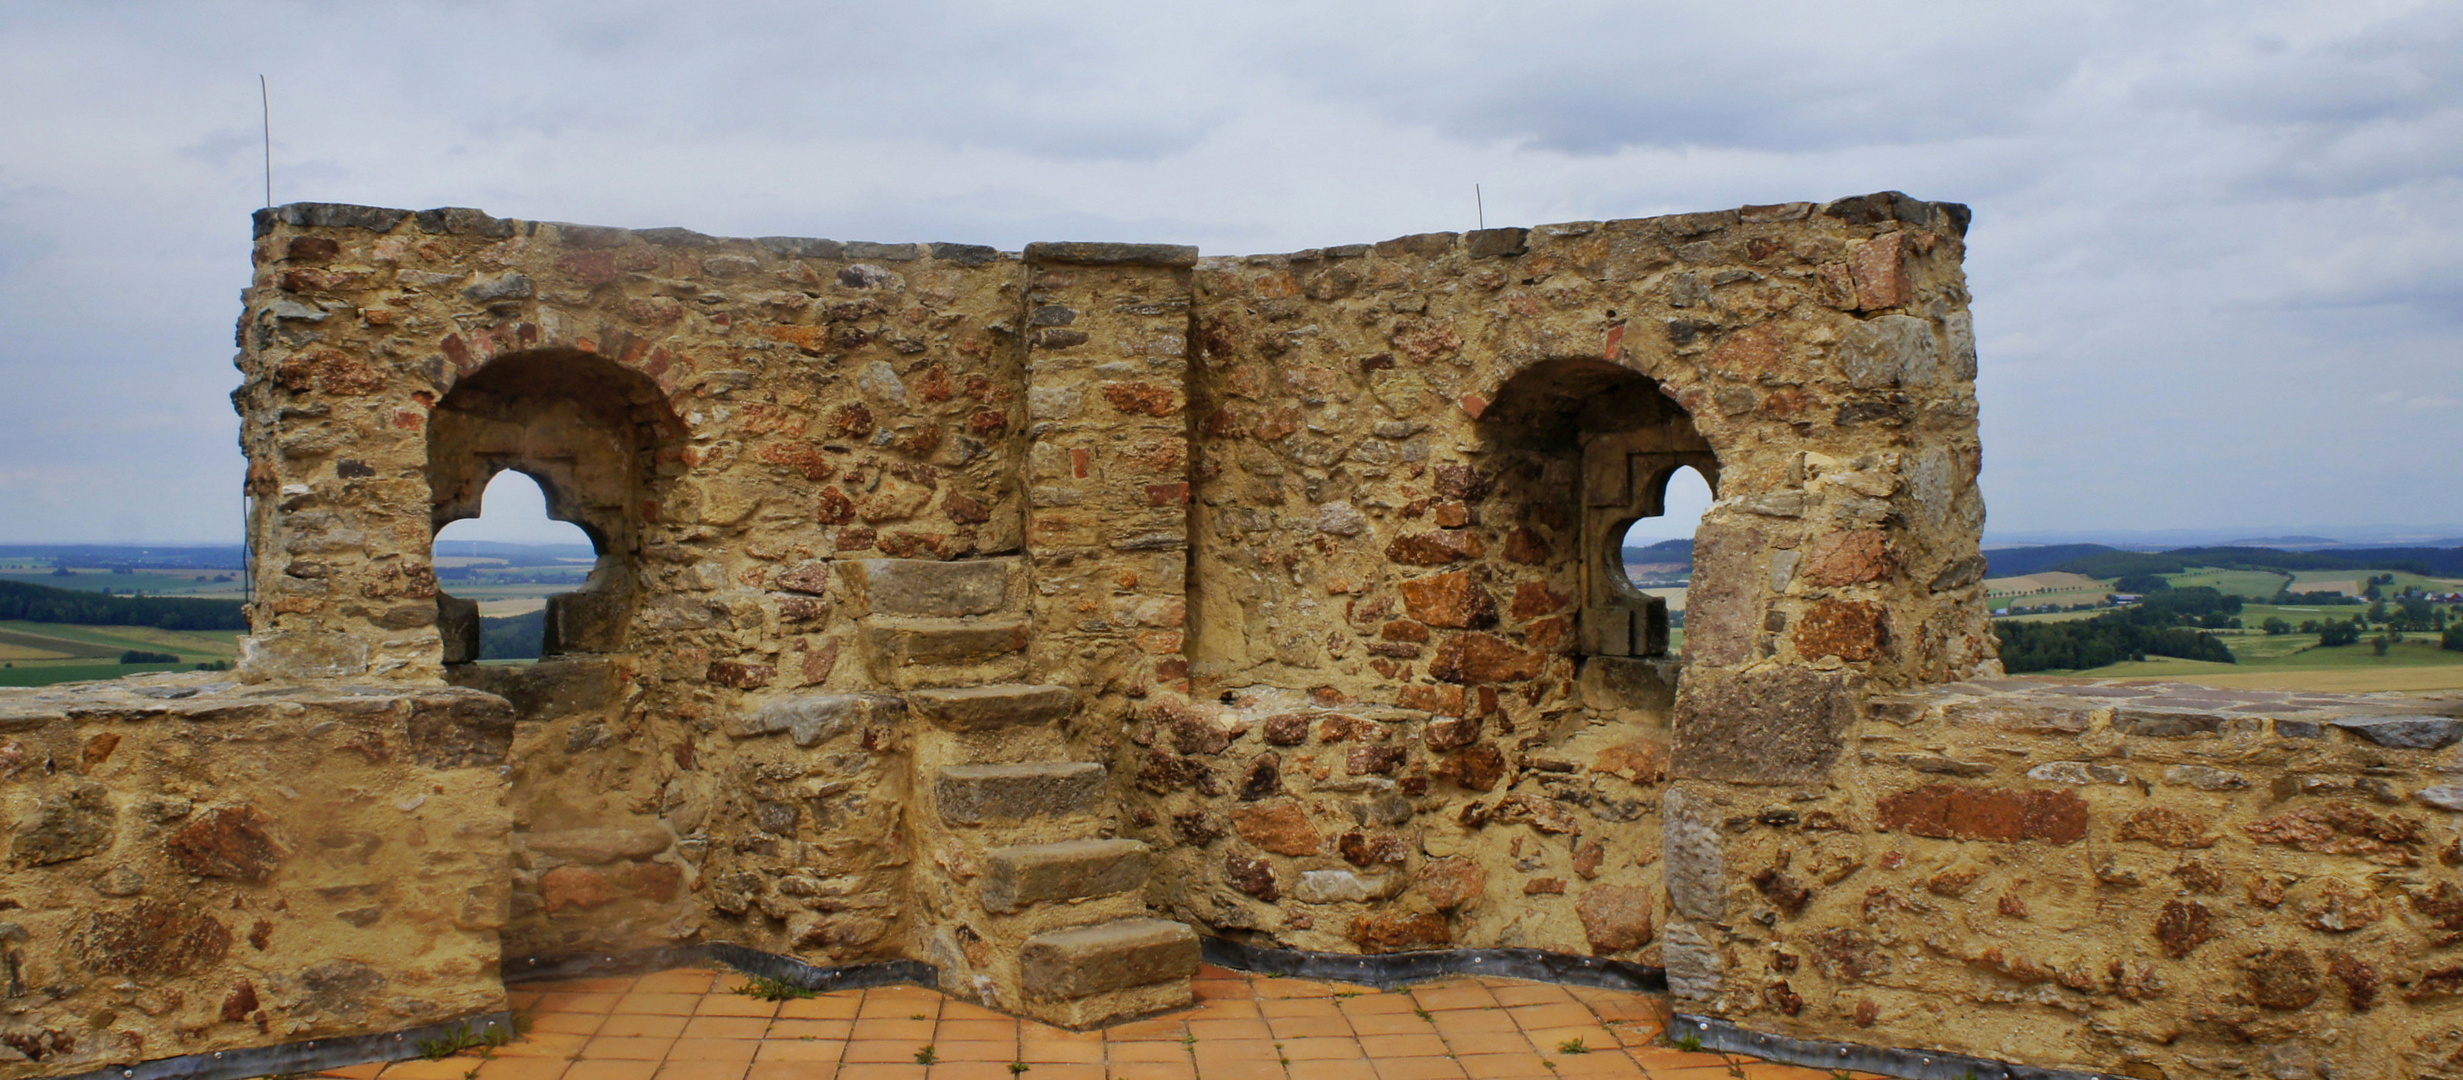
(237, 206, 1037, 969)
(1676, 679, 2463, 1080)
(0, 674, 509, 1080)
(1120, 196, 1994, 963)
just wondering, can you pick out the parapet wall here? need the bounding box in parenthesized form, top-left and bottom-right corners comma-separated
(0, 673, 510, 1080)
(0, 190, 2397, 1079)
(1675, 677, 2463, 1080)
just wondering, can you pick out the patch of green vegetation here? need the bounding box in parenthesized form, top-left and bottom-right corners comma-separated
(415, 1019, 514, 1059)
(2163, 569, 2291, 599)
(732, 976, 815, 1001)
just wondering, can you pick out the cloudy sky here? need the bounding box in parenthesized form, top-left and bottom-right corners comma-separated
(2, 0, 2456, 546)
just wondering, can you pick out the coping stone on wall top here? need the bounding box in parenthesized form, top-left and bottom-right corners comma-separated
(252, 202, 411, 238)
(1025, 241, 1200, 268)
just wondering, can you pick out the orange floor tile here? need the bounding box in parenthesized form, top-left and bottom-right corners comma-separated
(312, 965, 1804, 1080)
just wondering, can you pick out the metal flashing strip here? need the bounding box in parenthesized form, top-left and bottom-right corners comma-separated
(701, 943, 938, 994)
(1669, 1014, 2113, 1080)
(50, 1011, 512, 1080)
(1201, 938, 1666, 994)
(506, 944, 936, 994)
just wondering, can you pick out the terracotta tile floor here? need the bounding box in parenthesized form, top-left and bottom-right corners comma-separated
(319, 965, 1887, 1080)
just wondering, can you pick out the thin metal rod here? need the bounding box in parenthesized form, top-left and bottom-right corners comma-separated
(259, 75, 271, 208)
(1475, 184, 1484, 231)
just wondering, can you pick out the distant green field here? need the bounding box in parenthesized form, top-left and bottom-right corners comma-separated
(0, 621, 242, 687)
(2164, 569, 2290, 599)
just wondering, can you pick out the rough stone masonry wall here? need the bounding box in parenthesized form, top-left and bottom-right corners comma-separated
(228, 192, 2035, 1053)
(1678, 677, 2463, 1080)
(1125, 195, 1994, 969)
(238, 204, 1037, 969)
(0, 672, 510, 1080)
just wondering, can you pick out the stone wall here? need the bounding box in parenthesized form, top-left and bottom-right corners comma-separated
(1130, 198, 1991, 966)
(208, 192, 2041, 1054)
(0, 673, 509, 1080)
(239, 206, 1036, 972)
(1673, 677, 2463, 1080)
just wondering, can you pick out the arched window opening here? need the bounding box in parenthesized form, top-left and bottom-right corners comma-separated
(1478, 358, 1717, 663)
(426, 347, 682, 665)
(1616, 465, 1714, 652)
(433, 471, 601, 663)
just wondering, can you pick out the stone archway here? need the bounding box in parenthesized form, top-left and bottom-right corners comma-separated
(426, 347, 683, 662)
(1479, 359, 1716, 653)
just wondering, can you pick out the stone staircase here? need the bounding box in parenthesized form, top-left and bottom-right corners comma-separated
(844, 557, 1196, 1028)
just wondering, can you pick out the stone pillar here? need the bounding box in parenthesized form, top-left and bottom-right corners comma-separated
(1016, 243, 1199, 718)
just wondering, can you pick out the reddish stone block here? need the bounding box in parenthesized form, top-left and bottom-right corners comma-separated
(1398, 570, 1497, 629)
(1707, 324, 1783, 381)
(285, 236, 339, 263)
(1875, 784, 2086, 845)
(1510, 582, 1568, 619)
(1576, 886, 1655, 954)
(1434, 743, 1507, 792)
(1424, 716, 1481, 751)
(1346, 912, 1449, 953)
(1338, 830, 1409, 867)
(1416, 858, 1485, 911)
(1430, 633, 1545, 684)
(1386, 531, 1485, 565)
(1398, 684, 1465, 715)
(166, 805, 287, 882)
(1145, 482, 1189, 506)
(1523, 878, 1565, 895)
(1381, 619, 1431, 642)
(1230, 803, 1321, 856)
(2152, 898, 2215, 958)
(1101, 381, 1181, 416)
(1794, 600, 1887, 661)
(541, 866, 615, 912)
(1224, 854, 1278, 901)
(1852, 231, 1911, 311)
(1346, 745, 1407, 775)
(2116, 806, 2218, 849)
(706, 660, 774, 689)
(943, 491, 991, 523)
(1798, 530, 1896, 587)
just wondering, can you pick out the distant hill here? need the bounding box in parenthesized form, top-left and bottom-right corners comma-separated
(1983, 544, 2119, 578)
(0, 544, 247, 570)
(2049, 545, 2463, 579)
(1618, 538, 1693, 563)
(479, 609, 546, 660)
(0, 580, 246, 631)
(428, 540, 599, 568)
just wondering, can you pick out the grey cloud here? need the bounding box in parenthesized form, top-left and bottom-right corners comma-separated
(0, 0, 2458, 541)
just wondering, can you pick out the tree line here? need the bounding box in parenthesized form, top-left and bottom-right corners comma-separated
(0, 581, 246, 631)
(1993, 586, 2240, 673)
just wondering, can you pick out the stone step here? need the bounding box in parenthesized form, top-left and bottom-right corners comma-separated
(981, 839, 1151, 913)
(842, 557, 1019, 619)
(861, 617, 1030, 671)
(937, 762, 1108, 825)
(909, 684, 1077, 732)
(1020, 917, 1199, 1002)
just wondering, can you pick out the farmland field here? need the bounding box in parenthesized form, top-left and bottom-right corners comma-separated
(0, 621, 241, 687)
(2163, 568, 2290, 599)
